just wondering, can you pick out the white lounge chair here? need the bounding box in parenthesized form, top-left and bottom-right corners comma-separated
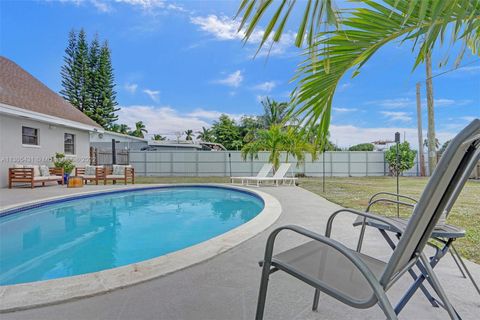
(245, 163, 297, 187)
(231, 163, 273, 185)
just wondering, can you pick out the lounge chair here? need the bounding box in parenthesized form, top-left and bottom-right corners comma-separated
(104, 165, 134, 185)
(75, 165, 105, 185)
(255, 119, 480, 320)
(8, 166, 64, 188)
(245, 163, 297, 187)
(230, 164, 273, 185)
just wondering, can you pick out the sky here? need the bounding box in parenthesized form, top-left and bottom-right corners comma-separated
(1, 0, 479, 148)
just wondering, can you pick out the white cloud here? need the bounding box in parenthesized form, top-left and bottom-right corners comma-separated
(143, 89, 160, 102)
(337, 82, 351, 92)
(329, 125, 455, 149)
(90, 0, 110, 12)
(368, 97, 472, 108)
(213, 70, 243, 88)
(54, 0, 186, 13)
(124, 83, 138, 94)
(188, 108, 244, 122)
(117, 105, 245, 138)
(381, 111, 412, 122)
(333, 107, 358, 113)
(190, 14, 296, 57)
(253, 81, 276, 92)
(455, 65, 480, 74)
(117, 105, 209, 135)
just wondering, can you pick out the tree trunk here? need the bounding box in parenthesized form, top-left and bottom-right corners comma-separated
(425, 52, 437, 174)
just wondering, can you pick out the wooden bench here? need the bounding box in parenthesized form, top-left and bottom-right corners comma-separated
(75, 166, 105, 185)
(104, 166, 135, 185)
(8, 167, 64, 189)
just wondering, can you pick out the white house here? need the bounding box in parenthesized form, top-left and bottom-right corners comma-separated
(0, 56, 103, 187)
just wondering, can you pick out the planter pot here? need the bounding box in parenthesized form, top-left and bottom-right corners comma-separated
(63, 173, 70, 184)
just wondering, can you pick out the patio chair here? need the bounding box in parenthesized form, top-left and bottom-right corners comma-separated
(255, 119, 480, 320)
(352, 143, 480, 312)
(104, 165, 135, 185)
(231, 163, 273, 185)
(245, 163, 297, 187)
(75, 165, 105, 185)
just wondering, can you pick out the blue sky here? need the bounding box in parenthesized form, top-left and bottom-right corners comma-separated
(1, 0, 479, 148)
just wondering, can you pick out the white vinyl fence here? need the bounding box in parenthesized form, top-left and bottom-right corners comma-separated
(129, 151, 427, 177)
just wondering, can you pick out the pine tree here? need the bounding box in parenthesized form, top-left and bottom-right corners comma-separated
(60, 30, 79, 108)
(75, 29, 91, 113)
(96, 41, 119, 128)
(60, 29, 119, 129)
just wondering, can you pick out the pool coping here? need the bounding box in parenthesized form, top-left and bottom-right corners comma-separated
(0, 184, 282, 313)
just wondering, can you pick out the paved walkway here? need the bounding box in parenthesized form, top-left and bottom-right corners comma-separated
(1, 185, 479, 319)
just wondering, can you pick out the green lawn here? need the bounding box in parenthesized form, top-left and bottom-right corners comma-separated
(133, 176, 480, 263)
(299, 176, 480, 264)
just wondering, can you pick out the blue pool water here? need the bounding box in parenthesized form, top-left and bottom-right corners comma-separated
(0, 186, 264, 285)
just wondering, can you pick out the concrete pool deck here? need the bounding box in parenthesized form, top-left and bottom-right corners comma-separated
(1, 184, 479, 319)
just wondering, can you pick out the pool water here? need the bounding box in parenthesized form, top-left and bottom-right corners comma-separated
(0, 187, 264, 285)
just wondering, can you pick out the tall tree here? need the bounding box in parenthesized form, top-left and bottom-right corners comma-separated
(75, 29, 91, 113)
(260, 98, 288, 128)
(60, 29, 118, 129)
(211, 114, 241, 150)
(130, 121, 147, 138)
(197, 127, 213, 141)
(184, 129, 194, 141)
(60, 30, 80, 109)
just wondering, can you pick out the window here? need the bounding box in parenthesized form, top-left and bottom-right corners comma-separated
(64, 133, 75, 155)
(22, 126, 39, 145)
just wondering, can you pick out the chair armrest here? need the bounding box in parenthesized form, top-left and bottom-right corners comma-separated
(326, 208, 405, 237)
(366, 198, 415, 213)
(125, 167, 134, 176)
(368, 192, 417, 205)
(49, 167, 64, 176)
(76, 167, 85, 175)
(95, 167, 105, 177)
(9, 168, 34, 178)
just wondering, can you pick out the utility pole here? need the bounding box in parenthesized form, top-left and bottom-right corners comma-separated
(425, 51, 437, 175)
(416, 82, 426, 176)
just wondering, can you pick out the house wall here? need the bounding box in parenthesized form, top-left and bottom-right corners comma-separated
(0, 114, 91, 188)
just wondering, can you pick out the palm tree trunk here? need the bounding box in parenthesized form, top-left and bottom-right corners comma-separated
(425, 51, 437, 175)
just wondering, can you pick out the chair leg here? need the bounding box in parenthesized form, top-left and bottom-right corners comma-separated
(356, 218, 368, 252)
(420, 254, 461, 320)
(451, 245, 480, 295)
(255, 261, 271, 320)
(312, 288, 320, 311)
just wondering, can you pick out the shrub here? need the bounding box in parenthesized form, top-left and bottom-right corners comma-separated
(52, 152, 75, 174)
(385, 142, 416, 176)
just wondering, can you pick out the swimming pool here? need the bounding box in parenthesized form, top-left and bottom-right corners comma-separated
(0, 186, 264, 286)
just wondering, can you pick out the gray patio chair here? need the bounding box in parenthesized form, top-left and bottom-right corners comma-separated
(255, 119, 480, 320)
(351, 144, 480, 313)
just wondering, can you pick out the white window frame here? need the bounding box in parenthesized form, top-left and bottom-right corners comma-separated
(64, 133, 76, 155)
(22, 126, 40, 147)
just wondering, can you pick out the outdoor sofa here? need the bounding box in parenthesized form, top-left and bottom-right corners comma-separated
(8, 165, 64, 188)
(75, 165, 105, 185)
(104, 165, 135, 185)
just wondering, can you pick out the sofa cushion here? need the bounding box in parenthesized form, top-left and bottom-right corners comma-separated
(112, 165, 125, 175)
(85, 165, 96, 176)
(39, 165, 50, 177)
(106, 175, 125, 179)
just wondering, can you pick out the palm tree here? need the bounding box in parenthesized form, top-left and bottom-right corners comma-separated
(119, 124, 130, 135)
(110, 123, 120, 133)
(260, 97, 289, 128)
(197, 127, 213, 141)
(152, 134, 167, 141)
(131, 121, 147, 138)
(184, 129, 194, 141)
(238, 0, 479, 139)
(242, 125, 286, 171)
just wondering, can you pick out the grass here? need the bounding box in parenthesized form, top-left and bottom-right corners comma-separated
(133, 175, 480, 263)
(299, 176, 480, 263)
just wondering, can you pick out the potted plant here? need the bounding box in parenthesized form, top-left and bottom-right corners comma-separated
(52, 152, 75, 184)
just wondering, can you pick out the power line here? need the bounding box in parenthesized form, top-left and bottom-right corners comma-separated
(424, 58, 480, 81)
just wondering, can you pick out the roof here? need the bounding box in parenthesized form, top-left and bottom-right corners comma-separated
(0, 56, 101, 129)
